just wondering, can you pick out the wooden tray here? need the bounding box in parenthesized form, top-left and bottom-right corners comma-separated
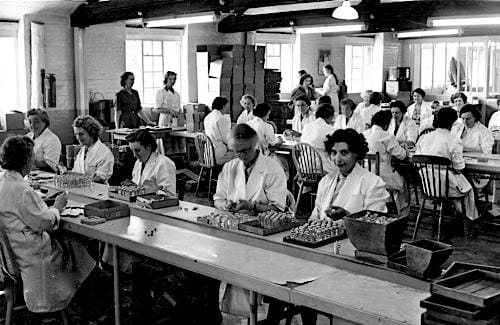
(283, 231, 346, 248)
(442, 262, 500, 279)
(420, 295, 484, 320)
(136, 193, 179, 209)
(238, 219, 303, 236)
(387, 249, 442, 280)
(423, 310, 500, 325)
(431, 270, 500, 308)
(84, 200, 130, 220)
(108, 191, 142, 202)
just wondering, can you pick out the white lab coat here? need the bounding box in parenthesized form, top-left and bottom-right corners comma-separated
(416, 128, 478, 220)
(334, 112, 365, 134)
(310, 164, 389, 220)
(363, 125, 410, 216)
(419, 116, 464, 138)
(291, 111, 315, 133)
(155, 88, 181, 127)
(72, 139, 114, 182)
(204, 109, 233, 164)
(322, 75, 339, 112)
(132, 151, 176, 196)
(246, 117, 280, 155)
(300, 118, 337, 174)
(459, 122, 494, 154)
(214, 153, 287, 211)
(488, 110, 500, 134)
(237, 110, 254, 124)
(388, 116, 418, 144)
(406, 101, 433, 125)
(27, 128, 62, 172)
(359, 104, 381, 128)
(0, 170, 95, 312)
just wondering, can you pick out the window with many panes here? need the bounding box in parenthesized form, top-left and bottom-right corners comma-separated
(345, 44, 373, 93)
(256, 42, 294, 92)
(126, 40, 181, 107)
(0, 23, 18, 114)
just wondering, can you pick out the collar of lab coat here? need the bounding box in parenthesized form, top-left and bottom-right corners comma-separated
(234, 152, 267, 200)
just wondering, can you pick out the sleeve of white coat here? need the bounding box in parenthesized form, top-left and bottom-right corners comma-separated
(19, 189, 59, 232)
(291, 114, 300, 132)
(264, 168, 287, 211)
(309, 175, 328, 220)
(156, 159, 177, 197)
(236, 112, 245, 125)
(94, 148, 115, 181)
(265, 124, 279, 146)
(451, 140, 466, 170)
(155, 89, 164, 109)
(406, 120, 419, 143)
(387, 137, 407, 160)
(213, 164, 229, 208)
(480, 126, 494, 153)
(43, 135, 62, 170)
(218, 115, 231, 146)
(363, 176, 389, 213)
(323, 77, 339, 94)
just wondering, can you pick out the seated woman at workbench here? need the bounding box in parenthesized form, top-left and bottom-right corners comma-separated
(214, 123, 287, 212)
(0, 136, 96, 315)
(72, 115, 114, 184)
(310, 128, 389, 220)
(416, 107, 479, 221)
(126, 129, 176, 196)
(291, 95, 315, 134)
(26, 108, 62, 173)
(236, 93, 256, 124)
(246, 102, 284, 155)
(459, 104, 494, 154)
(388, 100, 418, 146)
(204, 96, 235, 164)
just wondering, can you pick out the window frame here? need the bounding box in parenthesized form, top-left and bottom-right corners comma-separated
(0, 22, 19, 115)
(345, 43, 374, 94)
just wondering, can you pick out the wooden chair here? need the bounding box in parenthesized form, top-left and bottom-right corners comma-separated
(194, 134, 218, 199)
(416, 127, 435, 143)
(361, 152, 380, 176)
(411, 154, 468, 241)
(291, 143, 325, 213)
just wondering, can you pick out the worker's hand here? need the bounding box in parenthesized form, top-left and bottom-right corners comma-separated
(277, 136, 284, 144)
(224, 200, 236, 211)
(325, 206, 346, 220)
(54, 192, 68, 213)
(234, 200, 254, 212)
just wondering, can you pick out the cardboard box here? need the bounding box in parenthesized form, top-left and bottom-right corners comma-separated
(184, 103, 207, 114)
(1, 112, 25, 130)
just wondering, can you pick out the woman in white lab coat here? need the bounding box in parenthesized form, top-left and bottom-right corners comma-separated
(451, 92, 467, 112)
(246, 103, 283, 155)
(236, 94, 256, 124)
(214, 124, 287, 212)
(407, 88, 432, 126)
(291, 95, 315, 133)
(354, 89, 373, 116)
(301, 103, 337, 174)
(416, 107, 479, 220)
(388, 100, 418, 145)
(204, 96, 235, 164)
(459, 104, 494, 154)
(126, 129, 176, 196)
(363, 111, 410, 217)
(310, 129, 390, 220)
(72, 115, 114, 183)
(360, 91, 383, 129)
(26, 108, 62, 172)
(154, 71, 182, 127)
(320, 64, 339, 113)
(0, 136, 95, 313)
(335, 98, 365, 133)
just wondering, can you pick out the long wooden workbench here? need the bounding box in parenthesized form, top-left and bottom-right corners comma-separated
(41, 180, 428, 325)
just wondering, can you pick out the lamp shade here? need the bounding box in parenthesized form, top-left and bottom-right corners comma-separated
(332, 0, 359, 20)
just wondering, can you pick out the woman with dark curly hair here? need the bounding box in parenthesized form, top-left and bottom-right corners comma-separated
(114, 72, 154, 128)
(0, 136, 95, 313)
(290, 73, 318, 114)
(459, 104, 493, 153)
(451, 91, 467, 111)
(310, 128, 389, 220)
(72, 115, 114, 183)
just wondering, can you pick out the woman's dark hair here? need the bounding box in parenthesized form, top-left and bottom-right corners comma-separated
(252, 103, 271, 118)
(315, 104, 335, 120)
(120, 72, 134, 87)
(163, 71, 177, 85)
(0, 136, 34, 172)
(412, 88, 426, 98)
(371, 110, 392, 128)
(433, 106, 458, 129)
(125, 129, 158, 152)
(318, 95, 332, 105)
(212, 96, 229, 111)
(340, 98, 356, 114)
(232, 123, 257, 140)
(27, 108, 50, 127)
(325, 129, 369, 160)
(294, 95, 311, 107)
(369, 92, 384, 105)
(299, 73, 313, 87)
(323, 64, 339, 85)
(73, 115, 102, 141)
(451, 92, 468, 104)
(390, 100, 408, 115)
(460, 104, 481, 122)
(298, 69, 307, 76)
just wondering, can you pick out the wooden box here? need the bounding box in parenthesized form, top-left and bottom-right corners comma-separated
(84, 200, 130, 220)
(420, 295, 484, 320)
(238, 219, 302, 236)
(136, 193, 179, 209)
(442, 262, 500, 279)
(405, 239, 453, 274)
(1, 112, 25, 130)
(431, 270, 500, 308)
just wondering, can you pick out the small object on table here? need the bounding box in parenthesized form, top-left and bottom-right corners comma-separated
(108, 183, 149, 202)
(283, 219, 346, 248)
(136, 193, 179, 209)
(81, 216, 106, 225)
(84, 200, 130, 220)
(54, 173, 92, 188)
(239, 211, 300, 236)
(197, 212, 255, 230)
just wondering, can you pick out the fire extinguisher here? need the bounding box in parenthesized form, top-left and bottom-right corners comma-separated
(44, 73, 56, 107)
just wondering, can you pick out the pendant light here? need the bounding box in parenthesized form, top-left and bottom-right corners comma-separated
(332, 0, 359, 20)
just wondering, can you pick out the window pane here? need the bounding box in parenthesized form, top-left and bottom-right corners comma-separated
(352, 68, 363, 81)
(153, 72, 164, 87)
(144, 72, 154, 88)
(352, 56, 363, 68)
(143, 41, 153, 55)
(420, 44, 433, 90)
(152, 41, 162, 55)
(153, 56, 163, 71)
(0, 37, 17, 112)
(352, 45, 363, 57)
(433, 43, 446, 91)
(143, 56, 153, 72)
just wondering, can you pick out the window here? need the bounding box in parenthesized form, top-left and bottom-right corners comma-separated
(126, 40, 181, 107)
(345, 44, 373, 93)
(256, 42, 294, 92)
(0, 34, 18, 114)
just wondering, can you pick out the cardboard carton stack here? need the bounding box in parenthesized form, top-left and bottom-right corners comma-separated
(185, 103, 207, 132)
(1, 111, 25, 130)
(264, 69, 281, 101)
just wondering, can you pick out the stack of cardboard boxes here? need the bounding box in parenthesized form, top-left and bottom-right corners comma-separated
(185, 103, 207, 132)
(1, 111, 25, 131)
(264, 70, 282, 101)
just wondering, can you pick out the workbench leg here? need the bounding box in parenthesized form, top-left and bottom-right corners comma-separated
(249, 291, 258, 325)
(112, 245, 121, 325)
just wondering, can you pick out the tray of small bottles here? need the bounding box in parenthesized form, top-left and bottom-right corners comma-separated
(54, 173, 92, 188)
(108, 184, 151, 202)
(283, 219, 346, 248)
(196, 212, 255, 230)
(136, 193, 179, 209)
(238, 211, 303, 236)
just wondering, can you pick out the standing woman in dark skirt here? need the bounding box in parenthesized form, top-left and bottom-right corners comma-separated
(114, 71, 154, 128)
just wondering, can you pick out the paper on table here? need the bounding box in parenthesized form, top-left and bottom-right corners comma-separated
(61, 208, 84, 217)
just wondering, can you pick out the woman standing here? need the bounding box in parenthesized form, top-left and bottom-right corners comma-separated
(0, 136, 95, 313)
(290, 73, 317, 114)
(407, 88, 432, 126)
(321, 64, 340, 114)
(155, 71, 181, 127)
(114, 72, 154, 129)
(388, 101, 418, 146)
(26, 108, 62, 172)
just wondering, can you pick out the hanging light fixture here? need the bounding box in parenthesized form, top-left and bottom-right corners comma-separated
(332, 0, 359, 20)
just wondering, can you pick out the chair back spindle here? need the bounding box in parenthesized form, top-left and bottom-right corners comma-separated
(292, 143, 324, 183)
(195, 134, 216, 168)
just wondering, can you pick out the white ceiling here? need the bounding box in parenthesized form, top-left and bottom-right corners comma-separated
(0, 0, 84, 20)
